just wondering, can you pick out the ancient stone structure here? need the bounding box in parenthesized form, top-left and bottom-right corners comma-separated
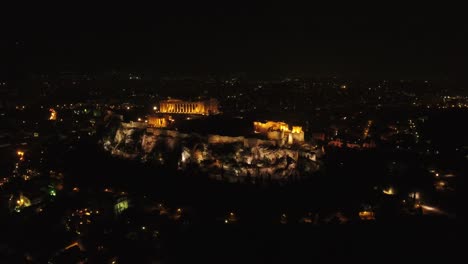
(147, 116, 168, 128)
(253, 121, 304, 145)
(159, 98, 219, 115)
(103, 121, 321, 181)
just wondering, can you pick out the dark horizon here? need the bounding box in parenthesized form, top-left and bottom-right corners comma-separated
(2, 5, 467, 81)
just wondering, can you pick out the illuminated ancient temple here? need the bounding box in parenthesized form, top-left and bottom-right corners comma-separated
(159, 98, 219, 115)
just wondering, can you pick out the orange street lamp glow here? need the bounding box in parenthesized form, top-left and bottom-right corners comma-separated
(49, 108, 57, 120)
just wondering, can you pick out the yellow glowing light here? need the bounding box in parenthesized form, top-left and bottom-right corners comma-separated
(420, 205, 443, 213)
(49, 108, 57, 120)
(383, 187, 395, 195)
(17, 151, 24, 161)
(291, 126, 303, 133)
(64, 242, 79, 250)
(359, 211, 375, 220)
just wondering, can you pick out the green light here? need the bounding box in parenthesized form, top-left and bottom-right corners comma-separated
(114, 199, 129, 215)
(49, 189, 56, 196)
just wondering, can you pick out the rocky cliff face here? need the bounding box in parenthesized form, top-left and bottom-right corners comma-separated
(103, 121, 321, 181)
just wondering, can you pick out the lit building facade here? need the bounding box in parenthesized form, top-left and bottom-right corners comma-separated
(159, 98, 219, 115)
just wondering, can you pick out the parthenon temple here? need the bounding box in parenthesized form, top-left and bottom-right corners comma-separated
(159, 98, 220, 115)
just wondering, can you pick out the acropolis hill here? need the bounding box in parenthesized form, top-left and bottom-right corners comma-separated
(102, 99, 321, 182)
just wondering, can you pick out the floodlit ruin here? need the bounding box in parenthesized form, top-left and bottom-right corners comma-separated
(159, 98, 220, 115)
(147, 116, 169, 128)
(253, 121, 305, 145)
(103, 120, 321, 182)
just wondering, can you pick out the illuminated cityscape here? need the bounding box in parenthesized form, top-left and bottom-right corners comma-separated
(0, 5, 464, 263)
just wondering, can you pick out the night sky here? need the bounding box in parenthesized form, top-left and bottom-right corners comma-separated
(2, 4, 467, 79)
